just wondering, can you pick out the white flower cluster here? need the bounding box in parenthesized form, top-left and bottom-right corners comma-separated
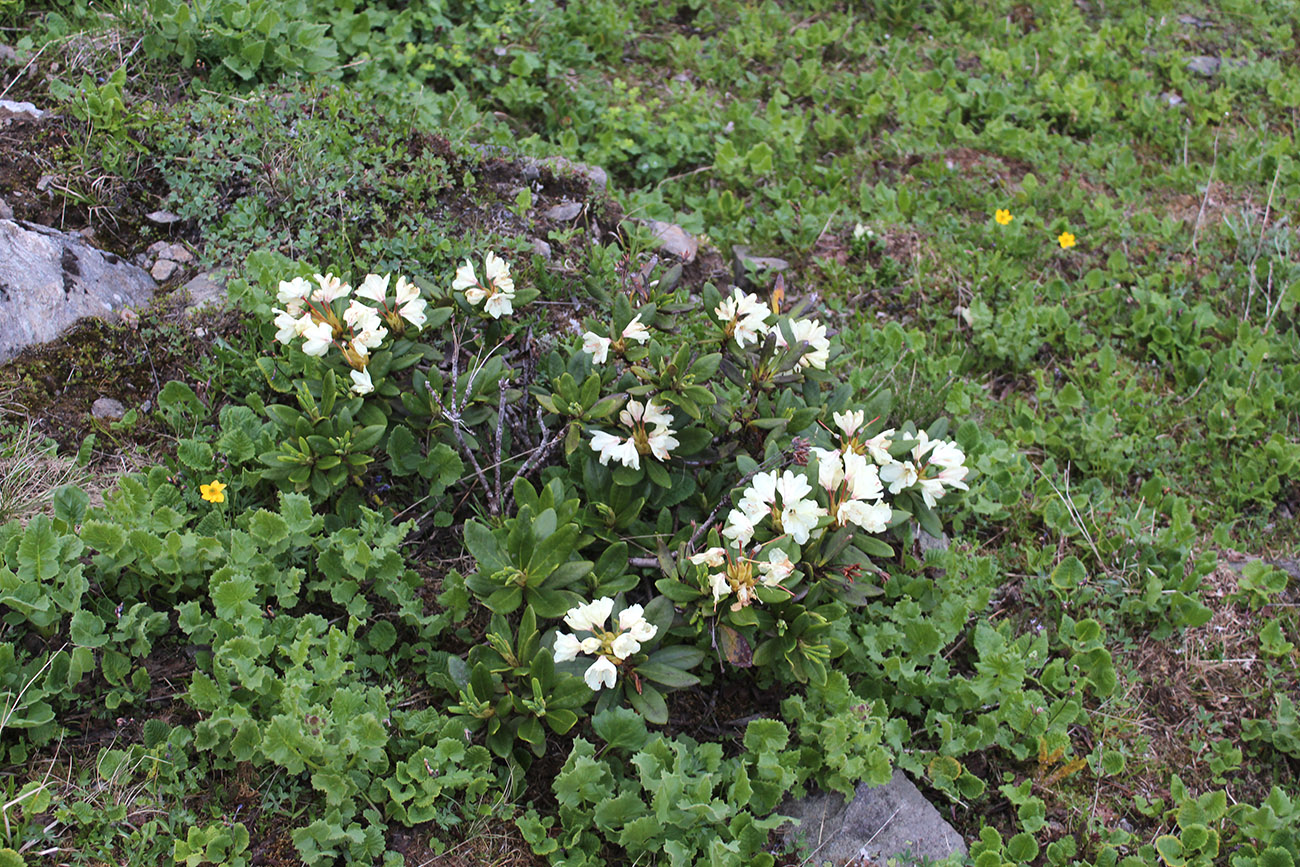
(453, 251, 515, 319)
(878, 429, 970, 508)
(581, 314, 650, 364)
(712, 287, 831, 369)
(273, 271, 428, 395)
(722, 468, 824, 548)
(554, 597, 658, 690)
(811, 410, 891, 534)
(689, 545, 795, 611)
(589, 399, 679, 470)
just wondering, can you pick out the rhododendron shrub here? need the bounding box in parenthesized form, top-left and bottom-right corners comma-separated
(238, 249, 974, 731)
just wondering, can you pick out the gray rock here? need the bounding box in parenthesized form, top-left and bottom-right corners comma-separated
(150, 259, 180, 282)
(0, 197, 11, 221)
(644, 220, 698, 263)
(0, 219, 156, 364)
(162, 243, 194, 264)
(1186, 56, 1221, 76)
(531, 238, 552, 260)
(918, 529, 950, 556)
(91, 397, 125, 421)
(182, 271, 227, 314)
(782, 770, 966, 866)
(0, 45, 15, 64)
(732, 245, 790, 289)
(0, 100, 43, 120)
(145, 210, 182, 225)
(544, 201, 584, 222)
(528, 156, 608, 193)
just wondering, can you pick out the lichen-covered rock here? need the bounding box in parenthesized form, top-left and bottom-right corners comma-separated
(0, 219, 156, 364)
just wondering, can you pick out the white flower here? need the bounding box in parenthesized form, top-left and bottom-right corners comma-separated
(937, 464, 969, 490)
(484, 250, 514, 295)
(789, 318, 830, 369)
(311, 273, 350, 304)
(622, 314, 650, 344)
(277, 277, 312, 305)
(584, 656, 618, 690)
(582, 332, 611, 364)
(554, 633, 583, 663)
(564, 597, 614, 632)
(776, 470, 813, 507)
(611, 632, 641, 660)
(646, 426, 679, 461)
(689, 547, 727, 568)
(590, 431, 640, 470)
(344, 299, 383, 332)
(917, 477, 946, 508)
(737, 470, 778, 523)
(853, 223, 868, 240)
(812, 447, 844, 492)
(928, 440, 965, 470)
(838, 498, 891, 533)
(399, 296, 428, 329)
(273, 309, 300, 344)
(394, 275, 419, 305)
(452, 260, 478, 293)
(909, 431, 938, 464)
(781, 497, 822, 544)
(833, 409, 864, 438)
(879, 460, 919, 494)
(721, 508, 757, 548)
(709, 571, 731, 602)
(843, 452, 883, 502)
(865, 428, 895, 464)
(618, 605, 658, 642)
(714, 288, 771, 348)
(350, 367, 374, 396)
(355, 273, 390, 304)
(299, 319, 335, 356)
(757, 549, 795, 586)
(484, 290, 513, 319)
(355, 325, 388, 350)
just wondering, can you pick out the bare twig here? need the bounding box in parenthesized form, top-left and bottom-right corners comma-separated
(1189, 128, 1221, 262)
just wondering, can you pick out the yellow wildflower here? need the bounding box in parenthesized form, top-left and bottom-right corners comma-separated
(1058, 231, 1077, 249)
(200, 480, 227, 504)
(995, 209, 1012, 225)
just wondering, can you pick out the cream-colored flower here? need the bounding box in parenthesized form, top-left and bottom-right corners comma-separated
(689, 547, 727, 568)
(299, 319, 335, 356)
(355, 273, 390, 304)
(622, 314, 651, 344)
(582, 332, 611, 364)
(879, 460, 919, 494)
(350, 367, 374, 396)
(833, 409, 865, 438)
(311, 273, 350, 304)
(564, 597, 614, 632)
(757, 548, 795, 586)
(584, 656, 618, 690)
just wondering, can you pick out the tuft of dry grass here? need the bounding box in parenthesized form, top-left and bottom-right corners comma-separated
(0, 416, 87, 524)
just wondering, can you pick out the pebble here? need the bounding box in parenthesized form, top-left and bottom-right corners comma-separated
(544, 201, 583, 221)
(151, 259, 180, 281)
(91, 397, 125, 421)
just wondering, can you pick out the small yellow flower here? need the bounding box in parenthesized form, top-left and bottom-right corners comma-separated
(200, 480, 227, 504)
(995, 209, 1013, 225)
(1058, 231, 1077, 249)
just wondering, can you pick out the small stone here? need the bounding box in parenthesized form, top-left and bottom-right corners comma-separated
(544, 201, 584, 222)
(36, 174, 54, 192)
(0, 197, 11, 220)
(77, 227, 95, 241)
(781, 770, 967, 866)
(182, 271, 227, 314)
(146, 240, 169, 255)
(0, 99, 44, 120)
(1163, 92, 1184, 106)
(91, 397, 126, 421)
(162, 243, 193, 264)
(918, 529, 950, 556)
(644, 220, 698, 263)
(0, 45, 16, 64)
(145, 210, 182, 225)
(531, 238, 552, 260)
(1186, 56, 1221, 76)
(151, 259, 180, 281)
(1179, 14, 1212, 28)
(732, 245, 790, 290)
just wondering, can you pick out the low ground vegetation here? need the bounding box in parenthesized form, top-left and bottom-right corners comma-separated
(0, 0, 1298, 865)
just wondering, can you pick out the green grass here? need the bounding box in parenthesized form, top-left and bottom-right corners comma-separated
(0, 0, 1297, 864)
